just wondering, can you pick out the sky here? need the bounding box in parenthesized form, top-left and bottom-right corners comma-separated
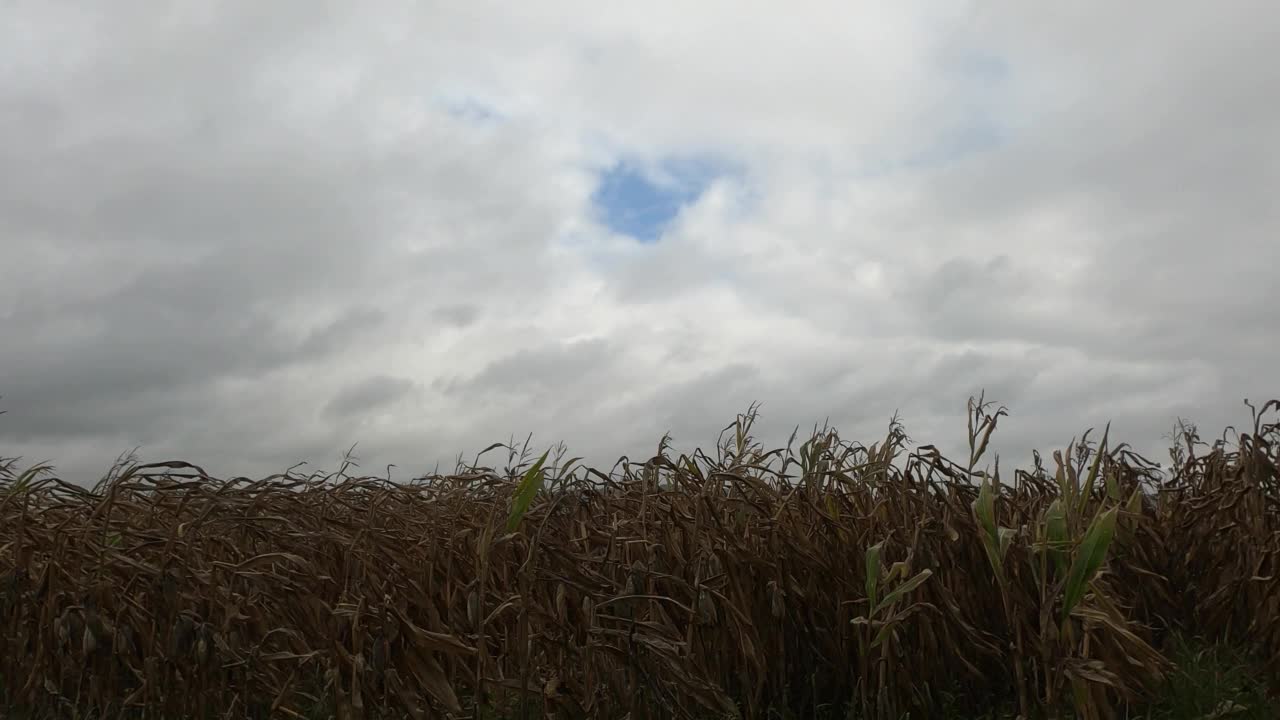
(1, 2, 1277, 484)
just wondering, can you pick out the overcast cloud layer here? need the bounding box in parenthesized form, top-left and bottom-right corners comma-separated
(2, 2, 1277, 483)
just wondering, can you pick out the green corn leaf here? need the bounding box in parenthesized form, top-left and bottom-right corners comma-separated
(865, 541, 884, 609)
(973, 479, 1007, 583)
(1062, 506, 1119, 619)
(979, 534, 1004, 585)
(1105, 472, 1121, 502)
(1126, 488, 1143, 517)
(887, 560, 909, 584)
(505, 449, 551, 533)
(1044, 499, 1067, 541)
(871, 621, 896, 648)
(997, 526, 1016, 559)
(973, 478, 997, 546)
(684, 458, 702, 479)
(1079, 425, 1110, 515)
(871, 568, 933, 616)
(1055, 460, 1072, 507)
(1043, 499, 1069, 576)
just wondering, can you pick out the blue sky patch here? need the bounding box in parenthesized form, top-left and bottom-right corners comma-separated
(591, 157, 728, 242)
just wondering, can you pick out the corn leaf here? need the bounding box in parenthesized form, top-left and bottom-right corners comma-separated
(871, 569, 933, 616)
(1043, 499, 1069, 576)
(1062, 506, 1118, 619)
(865, 540, 884, 609)
(974, 478, 997, 545)
(505, 449, 551, 533)
(1078, 425, 1110, 515)
(973, 479, 1007, 583)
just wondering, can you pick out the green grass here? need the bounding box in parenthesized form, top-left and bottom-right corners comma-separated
(1138, 634, 1277, 720)
(924, 634, 1278, 720)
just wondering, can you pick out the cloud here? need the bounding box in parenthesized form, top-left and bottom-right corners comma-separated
(1, 1, 1276, 483)
(324, 375, 418, 418)
(433, 304, 482, 328)
(590, 155, 735, 242)
(444, 338, 622, 398)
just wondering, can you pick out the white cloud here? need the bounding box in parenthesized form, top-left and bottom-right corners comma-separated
(1, 1, 1276, 482)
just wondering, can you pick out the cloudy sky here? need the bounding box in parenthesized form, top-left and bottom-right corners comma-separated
(2, 2, 1276, 483)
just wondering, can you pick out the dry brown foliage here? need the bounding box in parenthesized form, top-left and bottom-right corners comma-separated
(2, 396, 1278, 719)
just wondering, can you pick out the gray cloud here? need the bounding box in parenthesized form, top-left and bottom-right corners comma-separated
(448, 339, 622, 397)
(299, 307, 389, 357)
(434, 304, 482, 328)
(2, 2, 1276, 483)
(324, 375, 417, 418)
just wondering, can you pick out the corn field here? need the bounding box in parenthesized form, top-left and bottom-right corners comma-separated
(2, 396, 1278, 719)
